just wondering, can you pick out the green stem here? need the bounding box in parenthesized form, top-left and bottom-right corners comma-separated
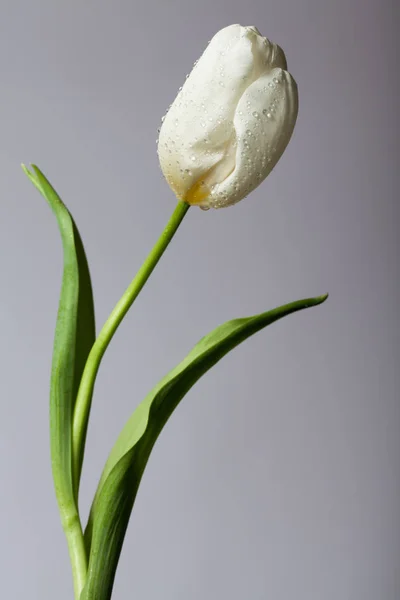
(63, 510, 88, 599)
(71, 201, 190, 497)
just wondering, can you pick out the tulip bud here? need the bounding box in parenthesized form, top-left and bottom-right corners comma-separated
(157, 24, 298, 209)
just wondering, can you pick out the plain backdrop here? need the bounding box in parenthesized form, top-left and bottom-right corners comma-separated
(0, 1, 398, 599)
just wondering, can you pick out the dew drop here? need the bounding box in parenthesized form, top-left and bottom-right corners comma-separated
(246, 129, 252, 136)
(200, 205, 210, 211)
(273, 77, 280, 84)
(252, 111, 259, 118)
(191, 155, 196, 162)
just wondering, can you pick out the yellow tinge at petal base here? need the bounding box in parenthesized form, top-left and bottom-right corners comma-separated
(183, 179, 212, 206)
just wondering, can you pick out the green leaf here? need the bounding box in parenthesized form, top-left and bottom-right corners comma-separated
(82, 294, 327, 600)
(22, 164, 96, 516)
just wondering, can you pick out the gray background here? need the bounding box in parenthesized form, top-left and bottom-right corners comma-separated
(0, 1, 398, 599)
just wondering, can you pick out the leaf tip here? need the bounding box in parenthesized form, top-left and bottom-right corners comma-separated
(21, 163, 46, 194)
(310, 293, 328, 307)
(21, 163, 37, 186)
(30, 164, 43, 178)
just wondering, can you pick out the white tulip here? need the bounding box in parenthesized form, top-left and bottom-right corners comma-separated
(157, 24, 298, 209)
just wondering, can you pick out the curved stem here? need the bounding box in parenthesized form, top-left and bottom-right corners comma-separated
(71, 201, 190, 497)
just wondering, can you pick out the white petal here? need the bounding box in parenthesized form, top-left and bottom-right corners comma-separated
(207, 68, 298, 208)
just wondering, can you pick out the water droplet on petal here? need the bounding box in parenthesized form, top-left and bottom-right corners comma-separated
(200, 205, 210, 211)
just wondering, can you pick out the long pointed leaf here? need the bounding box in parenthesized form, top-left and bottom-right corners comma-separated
(82, 294, 327, 600)
(23, 164, 96, 516)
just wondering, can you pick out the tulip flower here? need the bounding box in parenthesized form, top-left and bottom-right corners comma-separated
(21, 22, 327, 600)
(158, 24, 298, 209)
